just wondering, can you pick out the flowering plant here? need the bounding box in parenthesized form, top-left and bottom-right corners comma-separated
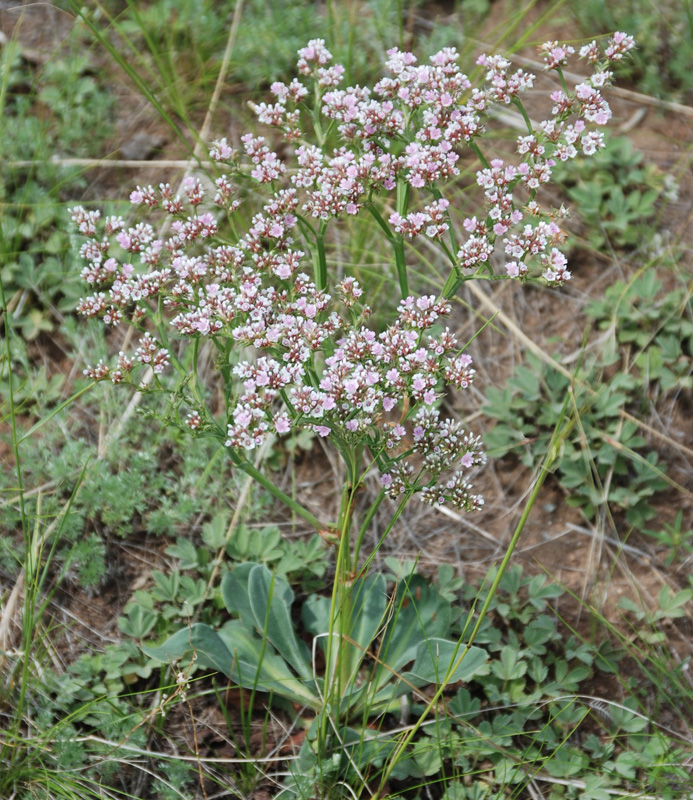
(70, 36, 635, 685)
(69, 31, 634, 783)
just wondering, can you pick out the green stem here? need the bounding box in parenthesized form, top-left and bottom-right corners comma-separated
(191, 335, 202, 401)
(296, 213, 318, 240)
(392, 236, 409, 298)
(320, 476, 358, 756)
(315, 221, 328, 291)
(365, 201, 409, 297)
(511, 96, 534, 135)
(352, 488, 386, 570)
(430, 185, 459, 255)
(228, 451, 330, 532)
(396, 177, 410, 218)
(378, 399, 572, 792)
(358, 487, 415, 578)
(366, 203, 395, 241)
(312, 81, 325, 146)
(394, 179, 410, 298)
(468, 139, 490, 170)
(219, 337, 233, 413)
(439, 239, 456, 267)
(442, 271, 463, 299)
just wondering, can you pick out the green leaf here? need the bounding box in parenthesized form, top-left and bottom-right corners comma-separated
(302, 573, 388, 686)
(410, 736, 443, 776)
(301, 592, 332, 641)
(246, 564, 312, 680)
(655, 586, 693, 620)
(151, 570, 180, 603)
(404, 640, 488, 685)
(217, 621, 321, 706)
(179, 576, 208, 614)
(580, 775, 612, 800)
(523, 614, 557, 654)
(143, 623, 235, 675)
(491, 646, 527, 681)
(221, 562, 258, 622)
(201, 513, 228, 549)
(527, 576, 564, 609)
(376, 575, 450, 688)
(118, 604, 158, 639)
(165, 537, 199, 570)
(143, 621, 322, 708)
(448, 687, 481, 719)
(342, 573, 388, 678)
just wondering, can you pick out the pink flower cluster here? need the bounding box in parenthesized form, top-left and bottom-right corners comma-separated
(222, 288, 485, 510)
(389, 199, 450, 240)
(381, 406, 485, 511)
(71, 33, 633, 510)
(252, 33, 631, 285)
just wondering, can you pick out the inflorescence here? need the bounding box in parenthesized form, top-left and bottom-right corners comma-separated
(71, 33, 634, 511)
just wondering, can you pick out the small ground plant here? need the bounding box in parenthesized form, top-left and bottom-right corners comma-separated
(553, 134, 674, 251)
(0, 26, 113, 343)
(484, 268, 692, 525)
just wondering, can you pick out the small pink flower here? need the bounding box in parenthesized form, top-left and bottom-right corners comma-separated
(275, 416, 291, 434)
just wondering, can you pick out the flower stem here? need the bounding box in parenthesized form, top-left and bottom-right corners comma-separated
(556, 66, 569, 96)
(315, 221, 328, 291)
(430, 185, 458, 255)
(358, 487, 415, 577)
(511, 96, 534, 134)
(394, 179, 410, 298)
(392, 236, 409, 298)
(320, 475, 358, 755)
(352, 488, 385, 570)
(442, 270, 463, 299)
(366, 203, 394, 240)
(469, 139, 490, 170)
(228, 450, 331, 532)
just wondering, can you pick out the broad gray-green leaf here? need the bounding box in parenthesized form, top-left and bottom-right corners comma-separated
(221, 562, 261, 623)
(346, 573, 387, 677)
(301, 593, 342, 683)
(404, 640, 488, 685)
(302, 593, 331, 639)
(246, 565, 312, 681)
(143, 621, 321, 708)
(142, 623, 234, 675)
(302, 574, 387, 684)
(375, 575, 450, 689)
(217, 620, 321, 707)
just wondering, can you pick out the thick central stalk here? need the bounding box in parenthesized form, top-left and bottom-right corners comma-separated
(319, 458, 359, 755)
